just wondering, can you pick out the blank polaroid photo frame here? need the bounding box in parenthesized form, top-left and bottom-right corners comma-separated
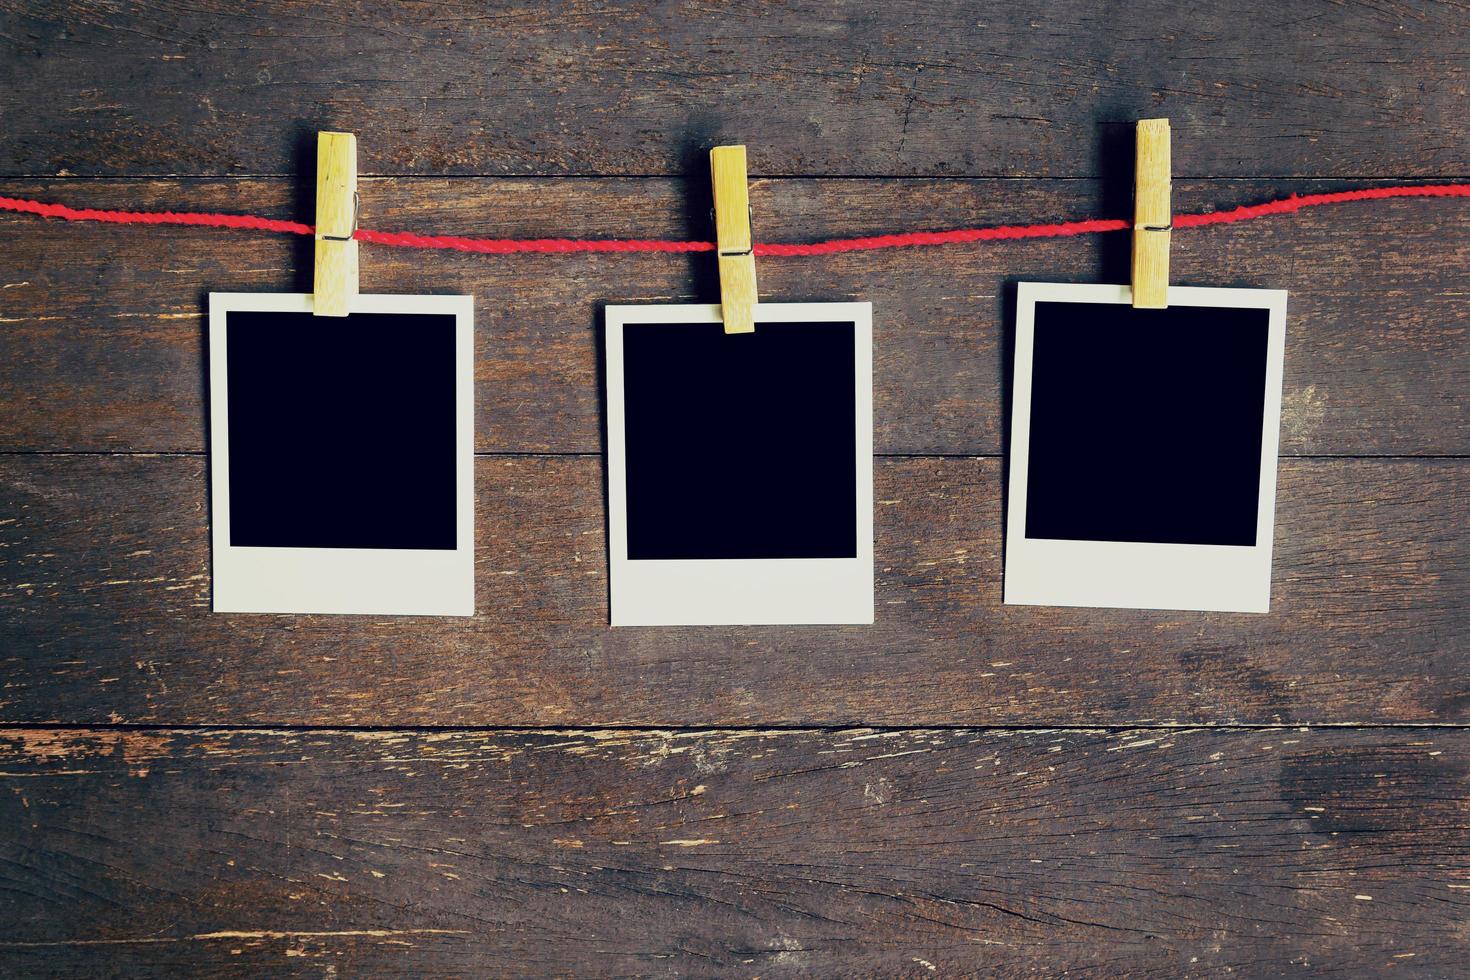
(208, 293, 474, 616)
(1005, 283, 1287, 613)
(605, 302, 874, 626)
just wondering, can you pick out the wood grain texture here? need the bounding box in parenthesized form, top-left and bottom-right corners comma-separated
(711, 145, 758, 333)
(2, 454, 1465, 727)
(311, 131, 359, 316)
(1130, 118, 1171, 309)
(1, 177, 1467, 455)
(1, 0, 1467, 178)
(2, 725, 1466, 977)
(3, 1, 1468, 973)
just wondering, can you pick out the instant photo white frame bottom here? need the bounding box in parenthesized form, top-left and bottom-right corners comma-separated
(605, 302, 874, 627)
(208, 293, 475, 617)
(1004, 283, 1287, 614)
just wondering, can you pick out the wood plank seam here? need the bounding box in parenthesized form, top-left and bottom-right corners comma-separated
(3, 723, 1470, 734)
(0, 452, 1464, 461)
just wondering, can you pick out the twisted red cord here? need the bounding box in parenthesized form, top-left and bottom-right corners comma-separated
(1, 183, 1466, 257)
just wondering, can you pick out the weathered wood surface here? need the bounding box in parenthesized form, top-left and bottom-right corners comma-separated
(2, 726, 1466, 977)
(2, 178, 1467, 456)
(2, 454, 1464, 728)
(3, 1, 1469, 973)
(1, 0, 1468, 178)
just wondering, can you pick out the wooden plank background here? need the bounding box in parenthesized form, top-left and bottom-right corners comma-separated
(1, 0, 1467, 974)
(2, 727, 1466, 976)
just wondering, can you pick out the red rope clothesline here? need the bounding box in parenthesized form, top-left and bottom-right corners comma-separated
(0, 183, 1467, 257)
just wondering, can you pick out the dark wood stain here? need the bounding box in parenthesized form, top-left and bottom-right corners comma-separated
(1, 1, 1468, 973)
(1, 727, 1466, 976)
(1, 454, 1464, 727)
(1, 1, 1467, 178)
(0, 178, 1466, 456)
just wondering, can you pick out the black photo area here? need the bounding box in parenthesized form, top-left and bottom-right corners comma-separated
(1024, 302, 1270, 547)
(224, 310, 457, 550)
(622, 321, 857, 561)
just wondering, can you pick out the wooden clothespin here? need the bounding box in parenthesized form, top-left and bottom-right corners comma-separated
(1131, 118, 1171, 309)
(710, 145, 758, 334)
(313, 131, 359, 317)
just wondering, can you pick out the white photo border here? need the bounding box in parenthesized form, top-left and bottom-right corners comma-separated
(605, 302, 874, 626)
(1004, 282, 1288, 613)
(208, 292, 475, 617)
